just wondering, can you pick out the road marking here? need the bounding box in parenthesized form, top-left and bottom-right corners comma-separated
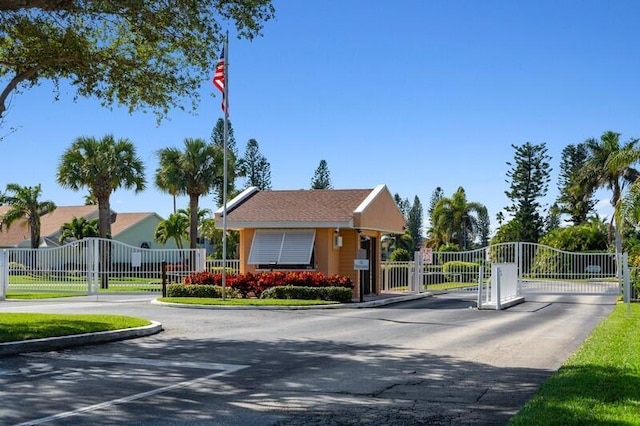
(15, 355, 248, 426)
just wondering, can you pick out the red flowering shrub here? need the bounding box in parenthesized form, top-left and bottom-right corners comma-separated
(181, 270, 353, 297)
(183, 271, 221, 285)
(228, 272, 258, 298)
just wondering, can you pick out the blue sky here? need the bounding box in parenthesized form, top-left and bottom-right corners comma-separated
(1, 0, 639, 233)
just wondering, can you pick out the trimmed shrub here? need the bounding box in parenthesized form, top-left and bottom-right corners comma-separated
(167, 284, 239, 298)
(390, 248, 411, 261)
(260, 285, 352, 302)
(167, 283, 219, 298)
(442, 261, 479, 283)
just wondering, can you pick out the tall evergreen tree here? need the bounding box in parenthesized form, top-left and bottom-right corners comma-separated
(427, 187, 444, 218)
(310, 159, 332, 189)
(394, 193, 410, 217)
(211, 118, 239, 205)
(504, 142, 551, 242)
(477, 209, 491, 247)
(240, 138, 272, 190)
(556, 143, 596, 225)
(406, 196, 423, 252)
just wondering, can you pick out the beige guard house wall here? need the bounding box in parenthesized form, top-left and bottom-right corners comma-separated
(221, 185, 405, 299)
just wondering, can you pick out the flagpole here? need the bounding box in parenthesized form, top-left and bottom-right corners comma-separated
(221, 32, 229, 299)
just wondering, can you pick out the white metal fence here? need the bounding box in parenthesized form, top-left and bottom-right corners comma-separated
(206, 259, 240, 275)
(381, 242, 624, 309)
(0, 238, 207, 297)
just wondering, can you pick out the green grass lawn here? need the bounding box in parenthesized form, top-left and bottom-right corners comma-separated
(0, 313, 151, 343)
(510, 303, 640, 425)
(159, 297, 339, 306)
(6, 292, 82, 299)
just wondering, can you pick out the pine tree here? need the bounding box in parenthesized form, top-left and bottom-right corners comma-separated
(211, 118, 238, 205)
(427, 187, 444, 218)
(406, 196, 423, 252)
(240, 139, 272, 190)
(394, 193, 410, 216)
(310, 159, 332, 189)
(556, 143, 596, 225)
(504, 142, 551, 242)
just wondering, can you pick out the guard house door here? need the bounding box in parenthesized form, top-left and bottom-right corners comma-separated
(360, 237, 377, 294)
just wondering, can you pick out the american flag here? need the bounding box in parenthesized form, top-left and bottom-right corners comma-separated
(212, 47, 227, 115)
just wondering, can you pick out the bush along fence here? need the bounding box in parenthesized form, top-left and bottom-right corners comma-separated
(167, 271, 354, 303)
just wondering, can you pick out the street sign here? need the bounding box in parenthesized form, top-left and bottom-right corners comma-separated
(421, 247, 433, 264)
(354, 259, 369, 270)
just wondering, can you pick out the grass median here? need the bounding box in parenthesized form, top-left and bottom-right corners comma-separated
(510, 303, 640, 424)
(0, 313, 151, 343)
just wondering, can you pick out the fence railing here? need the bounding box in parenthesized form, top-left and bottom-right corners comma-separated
(1, 238, 207, 297)
(206, 259, 241, 275)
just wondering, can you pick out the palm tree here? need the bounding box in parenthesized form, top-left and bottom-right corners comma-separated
(154, 213, 189, 249)
(155, 138, 222, 249)
(56, 135, 146, 238)
(59, 216, 99, 244)
(154, 148, 182, 214)
(428, 186, 487, 250)
(0, 183, 56, 249)
(579, 131, 640, 252)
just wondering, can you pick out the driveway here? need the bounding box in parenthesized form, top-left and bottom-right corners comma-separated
(0, 293, 616, 425)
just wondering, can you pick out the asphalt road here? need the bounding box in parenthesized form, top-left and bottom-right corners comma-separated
(0, 293, 616, 425)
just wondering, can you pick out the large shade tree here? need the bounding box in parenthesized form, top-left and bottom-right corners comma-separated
(155, 138, 222, 249)
(0, 183, 56, 248)
(56, 134, 146, 238)
(0, 1, 275, 121)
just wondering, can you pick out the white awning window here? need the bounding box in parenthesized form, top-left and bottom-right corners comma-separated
(248, 229, 316, 265)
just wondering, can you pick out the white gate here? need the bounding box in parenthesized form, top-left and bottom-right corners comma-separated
(381, 242, 625, 310)
(1, 238, 206, 296)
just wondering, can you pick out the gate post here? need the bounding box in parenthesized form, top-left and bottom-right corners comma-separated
(477, 265, 484, 309)
(623, 253, 630, 305)
(0, 250, 7, 301)
(413, 251, 423, 293)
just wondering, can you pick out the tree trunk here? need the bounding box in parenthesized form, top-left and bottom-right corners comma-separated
(98, 195, 112, 289)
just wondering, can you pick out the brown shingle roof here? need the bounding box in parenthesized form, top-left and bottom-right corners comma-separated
(225, 188, 373, 224)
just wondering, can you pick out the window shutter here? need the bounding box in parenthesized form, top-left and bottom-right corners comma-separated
(248, 231, 284, 264)
(279, 230, 315, 264)
(248, 230, 316, 265)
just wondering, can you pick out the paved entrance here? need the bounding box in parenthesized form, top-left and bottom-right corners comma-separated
(0, 293, 616, 425)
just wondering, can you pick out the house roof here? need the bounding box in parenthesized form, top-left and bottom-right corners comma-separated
(216, 184, 406, 233)
(0, 205, 158, 247)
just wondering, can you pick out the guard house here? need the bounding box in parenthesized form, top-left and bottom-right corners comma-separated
(214, 184, 406, 299)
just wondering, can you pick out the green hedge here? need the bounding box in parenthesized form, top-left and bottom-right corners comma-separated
(261, 286, 353, 302)
(442, 261, 480, 283)
(167, 284, 239, 298)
